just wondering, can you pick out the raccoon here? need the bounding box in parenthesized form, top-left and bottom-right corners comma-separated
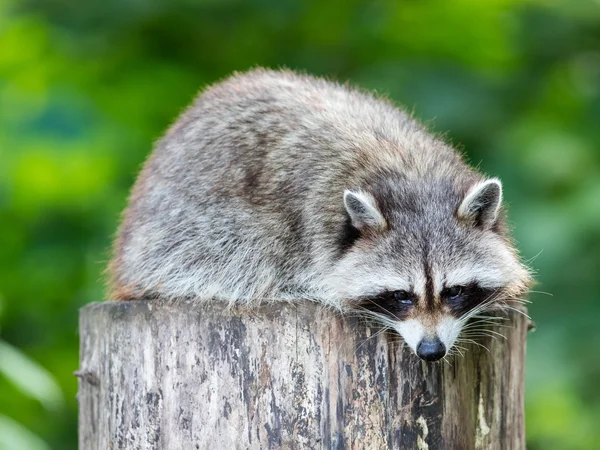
(108, 68, 531, 361)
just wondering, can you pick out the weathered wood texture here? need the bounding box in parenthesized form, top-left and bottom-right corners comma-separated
(78, 301, 527, 450)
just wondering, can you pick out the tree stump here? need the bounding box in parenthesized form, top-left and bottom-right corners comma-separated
(77, 300, 527, 449)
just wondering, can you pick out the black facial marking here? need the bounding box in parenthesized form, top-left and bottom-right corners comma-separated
(357, 290, 415, 322)
(442, 283, 500, 317)
(338, 214, 361, 253)
(423, 259, 435, 310)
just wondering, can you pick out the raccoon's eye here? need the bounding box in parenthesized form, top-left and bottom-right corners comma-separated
(394, 290, 413, 305)
(443, 286, 463, 300)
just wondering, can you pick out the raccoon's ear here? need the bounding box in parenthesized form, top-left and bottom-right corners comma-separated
(458, 178, 503, 229)
(343, 190, 386, 230)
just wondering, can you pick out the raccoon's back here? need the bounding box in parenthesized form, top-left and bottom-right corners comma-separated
(108, 69, 463, 301)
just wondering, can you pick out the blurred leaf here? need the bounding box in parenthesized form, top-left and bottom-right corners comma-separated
(0, 340, 63, 411)
(0, 415, 50, 450)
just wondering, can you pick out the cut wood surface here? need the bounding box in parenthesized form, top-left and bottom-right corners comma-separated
(78, 300, 527, 450)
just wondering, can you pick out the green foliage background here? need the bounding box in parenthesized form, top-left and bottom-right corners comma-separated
(1, 0, 599, 448)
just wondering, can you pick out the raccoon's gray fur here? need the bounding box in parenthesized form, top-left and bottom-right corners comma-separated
(108, 68, 531, 360)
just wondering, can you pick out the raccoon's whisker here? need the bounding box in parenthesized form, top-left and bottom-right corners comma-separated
(359, 299, 404, 322)
(460, 324, 506, 335)
(461, 326, 501, 333)
(510, 301, 531, 308)
(458, 309, 494, 326)
(451, 345, 467, 358)
(459, 331, 493, 339)
(510, 294, 533, 300)
(461, 330, 506, 341)
(462, 326, 507, 337)
(346, 307, 391, 323)
(466, 320, 512, 329)
(458, 298, 502, 323)
(352, 308, 399, 331)
(506, 297, 532, 305)
(467, 316, 509, 325)
(497, 304, 531, 320)
(372, 325, 393, 341)
(471, 314, 508, 320)
(463, 318, 512, 328)
(456, 338, 491, 354)
(523, 249, 544, 264)
(527, 290, 553, 297)
(441, 354, 453, 366)
(460, 328, 501, 336)
(460, 336, 500, 344)
(356, 325, 390, 351)
(460, 325, 501, 334)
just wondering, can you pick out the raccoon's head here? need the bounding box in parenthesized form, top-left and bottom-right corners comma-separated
(328, 176, 531, 362)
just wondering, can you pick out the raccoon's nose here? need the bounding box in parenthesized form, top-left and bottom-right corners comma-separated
(416, 338, 446, 361)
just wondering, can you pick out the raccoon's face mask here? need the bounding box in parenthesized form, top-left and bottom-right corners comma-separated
(327, 179, 531, 361)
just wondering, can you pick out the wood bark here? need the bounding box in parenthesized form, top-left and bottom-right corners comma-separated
(77, 300, 527, 450)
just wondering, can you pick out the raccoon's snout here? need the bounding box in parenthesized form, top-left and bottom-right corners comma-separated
(416, 337, 446, 361)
